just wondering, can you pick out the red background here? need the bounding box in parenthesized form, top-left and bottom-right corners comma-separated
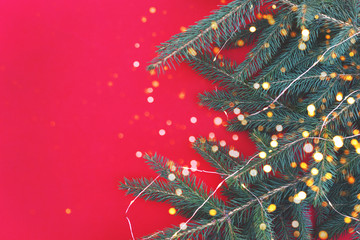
(0, 0, 350, 239)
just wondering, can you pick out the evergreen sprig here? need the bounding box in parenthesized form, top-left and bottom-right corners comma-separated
(122, 0, 360, 239)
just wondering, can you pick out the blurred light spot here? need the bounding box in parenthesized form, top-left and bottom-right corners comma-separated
(304, 143, 314, 153)
(232, 134, 239, 141)
(229, 149, 239, 158)
(189, 136, 196, 143)
(214, 117, 223, 126)
(159, 129, 166, 136)
(182, 168, 190, 176)
(180, 222, 187, 230)
(50, 121, 56, 127)
(168, 173, 176, 181)
(65, 208, 71, 214)
(113, 73, 118, 78)
(134, 43, 140, 48)
(133, 61, 140, 68)
(169, 208, 176, 215)
(209, 132, 215, 139)
(149, 7, 156, 13)
(118, 133, 124, 139)
(141, 17, 147, 23)
(166, 120, 172, 126)
(108, 81, 113, 87)
(233, 108, 241, 115)
(190, 160, 198, 167)
(180, 26, 187, 32)
(179, 91, 186, 99)
(220, 140, 226, 147)
(175, 188, 182, 196)
(136, 151, 142, 158)
(147, 96, 154, 103)
(190, 117, 197, 124)
(152, 81, 159, 88)
(145, 88, 153, 94)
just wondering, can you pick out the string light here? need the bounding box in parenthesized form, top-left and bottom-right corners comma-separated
(348, 97, 355, 104)
(307, 104, 316, 117)
(298, 191, 307, 200)
(302, 131, 310, 138)
(209, 209, 217, 216)
(250, 169, 258, 176)
(259, 151, 267, 159)
(333, 135, 344, 148)
(336, 92, 343, 101)
(270, 140, 278, 148)
(168, 173, 176, 181)
(298, 42, 307, 50)
(313, 152, 324, 162)
(311, 168, 319, 175)
(259, 223, 266, 230)
(292, 220, 299, 228)
(267, 204, 276, 212)
(262, 82, 270, 90)
(263, 164, 272, 173)
(319, 230, 328, 239)
(169, 208, 176, 215)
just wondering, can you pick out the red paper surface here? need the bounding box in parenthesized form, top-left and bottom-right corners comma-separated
(0, 0, 351, 239)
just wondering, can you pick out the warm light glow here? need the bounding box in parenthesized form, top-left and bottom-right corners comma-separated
(307, 104, 316, 112)
(229, 149, 240, 158)
(249, 26, 256, 32)
(348, 97, 355, 104)
(263, 164, 272, 173)
(262, 82, 270, 90)
(319, 230, 328, 239)
(189, 136, 196, 143)
(211, 145, 218, 152)
(188, 47, 197, 56)
(169, 208, 176, 215)
(250, 169, 258, 176)
(270, 140, 278, 148)
(313, 152, 324, 162)
(344, 217, 352, 224)
(298, 191, 307, 200)
(149, 7, 156, 13)
(214, 117, 223, 126)
(259, 151, 267, 159)
(234, 108, 241, 114)
(209, 209, 217, 216)
(259, 223, 266, 230)
(333, 135, 344, 148)
(292, 220, 299, 228)
(298, 42, 307, 50)
(311, 168, 319, 175)
(336, 92, 343, 101)
(302, 29, 310, 36)
(267, 204, 276, 212)
(302, 131, 310, 138)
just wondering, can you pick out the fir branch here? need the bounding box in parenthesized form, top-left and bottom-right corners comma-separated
(170, 177, 307, 239)
(148, 0, 265, 71)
